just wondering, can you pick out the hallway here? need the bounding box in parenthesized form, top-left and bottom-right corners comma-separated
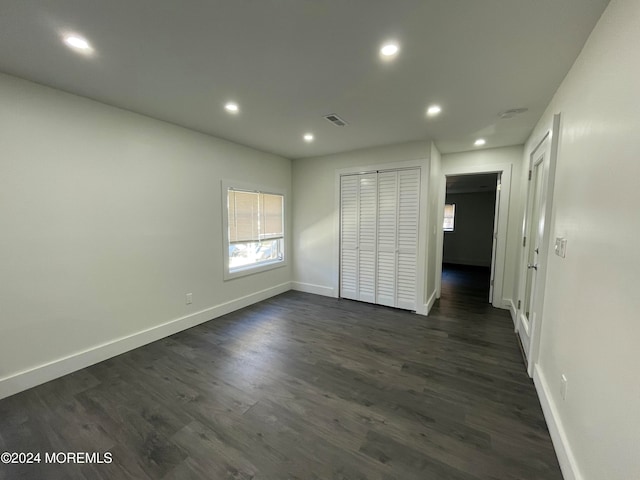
(439, 263, 493, 310)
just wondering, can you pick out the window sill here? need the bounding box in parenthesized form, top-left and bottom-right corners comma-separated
(224, 259, 286, 280)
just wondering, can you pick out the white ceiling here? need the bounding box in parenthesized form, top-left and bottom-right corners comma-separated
(0, 0, 609, 159)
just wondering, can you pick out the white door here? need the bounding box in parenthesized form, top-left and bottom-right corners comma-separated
(339, 173, 377, 304)
(357, 174, 377, 304)
(339, 175, 359, 301)
(517, 133, 551, 363)
(396, 169, 420, 311)
(376, 171, 398, 307)
(340, 168, 420, 310)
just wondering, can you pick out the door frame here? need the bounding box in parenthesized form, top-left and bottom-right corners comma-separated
(517, 114, 561, 376)
(435, 163, 513, 309)
(333, 159, 429, 314)
(489, 173, 502, 304)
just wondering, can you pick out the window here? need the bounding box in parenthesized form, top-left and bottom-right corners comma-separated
(223, 183, 285, 279)
(443, 203, 455, 231)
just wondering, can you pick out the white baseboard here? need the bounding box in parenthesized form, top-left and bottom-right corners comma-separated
(423, 290, 437, 316)
(291, 281, 336, 298)
(0, 282, 292, 400)
(534, 365, 582, 480)
(505, 298, 517, 327)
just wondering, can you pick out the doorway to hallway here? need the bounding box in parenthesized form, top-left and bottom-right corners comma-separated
(436, 164, 512, 310)
(440, 173, 500, 306)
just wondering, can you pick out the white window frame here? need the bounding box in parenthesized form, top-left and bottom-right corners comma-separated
(222, 180, 286, 280)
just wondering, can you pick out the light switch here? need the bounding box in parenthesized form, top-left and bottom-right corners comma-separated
(554, 237, 567, 258)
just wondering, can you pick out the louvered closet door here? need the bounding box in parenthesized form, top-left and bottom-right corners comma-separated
(340, 173, 377, 303)
(340, 168, 420, 310)
(376, 171, 398, 307)
(396, 169, 420, 310)
(357, 173, 377, 303)
(340, 175, 359, 300)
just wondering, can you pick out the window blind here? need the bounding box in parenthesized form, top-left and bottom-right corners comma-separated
(261, 193, 284, 239)
(228, 189, 283, 243)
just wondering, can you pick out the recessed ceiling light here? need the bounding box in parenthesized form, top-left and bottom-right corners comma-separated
(380, 42, 400, 57)
(303, 133, 314, 142)
(63, 34, 93, 53)
(474, 139, 486, 146)
(427, 105, 442, 117)
(224, 102, 239, 113)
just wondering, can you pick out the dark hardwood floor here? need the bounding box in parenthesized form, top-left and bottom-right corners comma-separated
(0, 272, 562, 479)
(441, 263, 493, 307)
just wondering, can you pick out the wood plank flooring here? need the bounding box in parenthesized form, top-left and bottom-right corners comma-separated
(0, 268, 562, 479)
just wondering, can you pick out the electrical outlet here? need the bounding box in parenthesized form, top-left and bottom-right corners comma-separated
(560, 374, 568, 400)
(185, 293, 193, 305)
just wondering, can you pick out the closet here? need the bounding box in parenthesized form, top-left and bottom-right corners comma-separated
(339, 168, 420, 311)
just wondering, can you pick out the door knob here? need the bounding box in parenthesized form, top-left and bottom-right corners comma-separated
(527, 264, 538, 270)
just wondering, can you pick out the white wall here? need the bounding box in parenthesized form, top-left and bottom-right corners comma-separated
(0, 73, 292, 399)
(291, 141, 431, 303)
(443, 191, 496, 267)
(440, 145, 524, 309)
(520, 0, 640, 478)
(426, 143, 442, 309)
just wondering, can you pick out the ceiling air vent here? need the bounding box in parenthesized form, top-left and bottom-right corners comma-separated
(323, 113, 348, 127)
(499, 107, 529, 119)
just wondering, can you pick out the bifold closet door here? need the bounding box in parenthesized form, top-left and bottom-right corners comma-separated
(396, 169, 419, 311)
(340, 175, 358, 300)
(376, 171, 398, 307)
(340, 169, 419, 310)
(376, 169, 419, 310)
(340, 173, 377, 303)
(357, 174, 377, 304)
